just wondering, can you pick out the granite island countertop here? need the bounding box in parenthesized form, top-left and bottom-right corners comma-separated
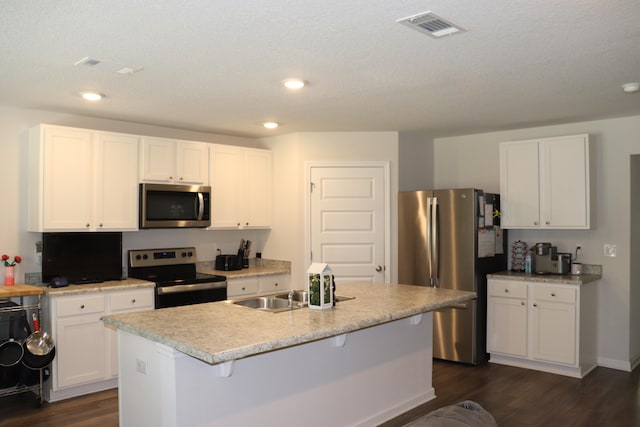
(102, 282, 475, 366)
(42, 278, 155, 295)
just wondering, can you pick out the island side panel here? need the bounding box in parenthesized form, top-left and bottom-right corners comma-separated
(118, 313, 435, 427)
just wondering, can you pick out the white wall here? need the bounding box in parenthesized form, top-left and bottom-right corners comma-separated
(261, 132, 399, 285)
(433, 115, 640, 370)
(0, 105, 261, 283)
(398, 131, 433, 191)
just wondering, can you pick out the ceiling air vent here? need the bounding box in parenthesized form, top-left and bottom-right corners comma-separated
(74, 57, 143, 75)
(397, 11, 465, 38)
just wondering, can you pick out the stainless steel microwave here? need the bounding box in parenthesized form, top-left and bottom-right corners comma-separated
(139, 183, 211, 228)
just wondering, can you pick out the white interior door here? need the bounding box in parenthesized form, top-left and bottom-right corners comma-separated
(308, 163, 389, 284)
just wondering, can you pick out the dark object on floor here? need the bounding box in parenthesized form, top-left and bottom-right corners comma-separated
(405, 400, 497, 427)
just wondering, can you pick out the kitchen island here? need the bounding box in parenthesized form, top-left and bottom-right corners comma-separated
(103, 282, 475, 427)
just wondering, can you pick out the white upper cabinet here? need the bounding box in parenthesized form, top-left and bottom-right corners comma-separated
(139, 137, 209, 185)
(28, 125, 139, 232)
(500, 134, 591, 229)
(209, 145, 272, 229)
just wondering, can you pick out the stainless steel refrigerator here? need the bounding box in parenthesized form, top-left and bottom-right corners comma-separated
(398, 189, 507, 365)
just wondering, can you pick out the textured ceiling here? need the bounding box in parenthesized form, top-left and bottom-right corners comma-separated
(1, 0, 639, 138)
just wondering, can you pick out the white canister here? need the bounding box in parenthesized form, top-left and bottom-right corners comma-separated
(571, 262, 583, 275)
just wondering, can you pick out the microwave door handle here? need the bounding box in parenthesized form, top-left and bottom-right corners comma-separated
(197, 192, 205, 220)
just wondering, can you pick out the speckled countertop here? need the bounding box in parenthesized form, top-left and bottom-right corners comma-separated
(102, 282, 475, 365)
(42, 278, 155, 295)
(488, 270, 601, 285)
(198, 258, 290, 279)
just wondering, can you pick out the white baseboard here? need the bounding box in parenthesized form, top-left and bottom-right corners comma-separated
(597, 356, 632, 372)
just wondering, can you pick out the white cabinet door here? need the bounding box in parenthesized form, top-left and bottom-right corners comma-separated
(531, 284, 577, 365)
(209, 144, 243, 228)
(177, 141, 209, 184)
(243, 148, 272, 228)
(52, 293, 107, 390)
(139, 137, 176, 183)
(55, 313, 107, 388)
(29, 125, 140, 232)
(487, 281, 528, 357)
(500, 134, 590, 229)
(541, 135, 589, 228)
(140, 138, 209, 184)
(499, 141, 540, 228)
(31, 126, 94, 231)
(94, 133, 139, 230)
(209, 145, 272, 229)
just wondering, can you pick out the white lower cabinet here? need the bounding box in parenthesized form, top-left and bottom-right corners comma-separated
(44, 287, 154, 402)
(487, 278, 597, 378)
(226, 274, 291, 299)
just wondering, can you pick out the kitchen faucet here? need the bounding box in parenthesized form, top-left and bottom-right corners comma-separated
(288, 290, 294, 308)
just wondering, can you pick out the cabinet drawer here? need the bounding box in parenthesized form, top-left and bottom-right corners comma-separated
(259, 275, 290, 294)
(110, 289, 154, 312)
(227, 279, 259, 297)
(533, 285, 576, 304)
(56, 294, 105, 317)
(488, 281, 527, 299)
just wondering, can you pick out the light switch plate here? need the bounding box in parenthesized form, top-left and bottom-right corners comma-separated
(604, 244, 617, 257)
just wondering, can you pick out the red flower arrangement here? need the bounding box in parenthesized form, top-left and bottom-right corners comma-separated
(2, 254, 22, 267)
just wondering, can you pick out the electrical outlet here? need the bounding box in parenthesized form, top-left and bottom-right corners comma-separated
(136, 358, 147, 375)
(604, 244, 617, 258)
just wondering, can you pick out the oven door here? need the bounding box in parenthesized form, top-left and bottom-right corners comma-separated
(140, 183, 211, 229)
(155, 281, 227, 309)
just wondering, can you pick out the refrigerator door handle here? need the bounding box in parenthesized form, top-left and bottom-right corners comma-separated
(426, 196, 434, 286)
(432, 196, 439, 287)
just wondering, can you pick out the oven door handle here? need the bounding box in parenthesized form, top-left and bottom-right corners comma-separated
(157, 281, 227, 295)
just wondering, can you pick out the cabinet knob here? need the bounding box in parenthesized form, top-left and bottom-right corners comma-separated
(533, 303, 538, 307)
(504, 289, 509, 293)
(99, 223, 103, 228)
(521, 301, 525, 306)
(80, 304, 85, 309)
(551, 293, 556, 297)
(242, 287, 246, 291)
(237, 223, 241, 227)
(546, 221, 550, 225)
(245, 222, 249, 226)
(169, 176, 173, 180)
(274, 283, 279, 287)
(86, 224, 90, 228)
(179, 177, 183, 181)
(533, 221, 539, 226)
(131, 299, 136, 304)
(376, 265, 383, 272)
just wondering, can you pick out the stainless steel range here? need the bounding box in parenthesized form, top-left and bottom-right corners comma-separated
(128, 247, 227, 309)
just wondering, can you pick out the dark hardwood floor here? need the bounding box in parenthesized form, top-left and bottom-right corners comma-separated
(1, 360, 638, 426)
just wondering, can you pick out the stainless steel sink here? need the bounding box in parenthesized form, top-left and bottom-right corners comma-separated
(273, 290, 356, 304)
(231, 297, 304, 313)
(231, 290, 356, 313)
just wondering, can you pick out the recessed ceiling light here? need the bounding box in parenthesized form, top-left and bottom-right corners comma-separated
(283, 79, 306, 90)
(80, 91, 104, 101)
(263, 122, 279, 129)
(622, 82, 639, 94)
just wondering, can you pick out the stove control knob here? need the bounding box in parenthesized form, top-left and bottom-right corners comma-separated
(135, 255, 142, 260)
(181, 252, 187, 258)
(188, 251, 193, 257)
(143, 254, 148, 260)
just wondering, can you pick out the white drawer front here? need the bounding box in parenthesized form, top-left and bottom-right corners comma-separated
(110, 289, 154, 312)
(56, 294, 105, 317)
(259, 275, 290, 294)
(488, 281, 527, 299)
(227, 279, 259, 297)
(533, 285, 576, 304)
